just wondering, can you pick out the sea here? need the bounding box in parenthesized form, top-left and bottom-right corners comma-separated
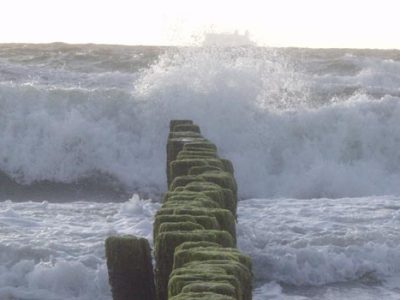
(1, 43, 400, 299)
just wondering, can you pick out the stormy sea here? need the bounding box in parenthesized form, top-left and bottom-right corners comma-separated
(1, 43, 400, 299)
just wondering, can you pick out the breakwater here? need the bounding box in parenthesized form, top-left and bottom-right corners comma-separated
(154, 120, 252, 300)
(106, 120, 252, 300)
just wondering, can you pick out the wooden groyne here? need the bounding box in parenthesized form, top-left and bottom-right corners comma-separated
(155, 120, 252, 300)
(106, 120, 252, 300)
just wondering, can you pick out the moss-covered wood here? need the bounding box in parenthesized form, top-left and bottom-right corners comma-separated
(169, 292, 235, 300)
(154, 120, 251, 300)
(169, 175, 206, 191)
(188, 165, 223, 175)
(154, 215, 198, 241)
(173, 124, 201, 133)
(163, 191, 211, 203)
(174, 241, 222, 251)
(105, 235, 155, 300)
(170, 120, 193, 131)
(180, 260, 253, 300)
(154, 230, 234, 300)
(183, 141, 217, 152)
(220, 159, 234, 175)
(162, 199, 221, 210)
(158, 221, 204, 234)
(181, 282, 237, 298)
(153, 214, 221, 242)
(178, 182, 237, 217)
(173, 247, 252, 271)
(168, 273, 241, 299)
(181, 148, 217, 156)
(197, 171, 238, 195)
(164, 191, 230, 213)
(168, 131, 202, 139)
(177, 150, 218, 160)
(166, 137, 207, 186)
(155, 207, 236, 244)
(169, 159, 226, 184)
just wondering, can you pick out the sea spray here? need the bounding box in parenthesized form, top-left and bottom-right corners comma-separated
(1, 45, 400, 199)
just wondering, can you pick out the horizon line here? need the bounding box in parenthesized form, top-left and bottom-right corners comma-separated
(1, 41, 399, 51)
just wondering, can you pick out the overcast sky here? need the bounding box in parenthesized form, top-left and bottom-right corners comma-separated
(1, 0, 399, 49)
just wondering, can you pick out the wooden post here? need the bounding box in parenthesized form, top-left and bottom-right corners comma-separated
(105, 235, 156, 300)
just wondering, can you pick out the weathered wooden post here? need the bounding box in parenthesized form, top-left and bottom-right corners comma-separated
(154, 120, 253, 300)
(105, 120, 252, 300)
(105, 235, 156, 300)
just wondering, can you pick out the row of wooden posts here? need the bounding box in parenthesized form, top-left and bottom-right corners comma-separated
(105, 120, 253, 300)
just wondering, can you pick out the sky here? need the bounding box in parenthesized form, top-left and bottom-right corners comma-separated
(0, 0, 399, 49)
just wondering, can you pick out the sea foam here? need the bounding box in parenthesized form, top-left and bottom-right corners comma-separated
(1, 195, 400, 299)
(0, 195, 159, 300)
(1, 46, 400, 199)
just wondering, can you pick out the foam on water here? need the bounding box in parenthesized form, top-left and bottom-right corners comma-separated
(238, 196, 400, 299)
(1, 195, 400, 299)
(0, 195, 159, 300)
(2, 45, 400, 199)
(309, 53, 400, 102)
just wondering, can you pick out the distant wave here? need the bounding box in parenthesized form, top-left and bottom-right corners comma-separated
(0, 170, 129, 201)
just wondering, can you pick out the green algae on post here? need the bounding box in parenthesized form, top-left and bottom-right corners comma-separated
(105, 235, 155, 300)
(188, 165, 223, 175)
(154, 230, 234, 300)
(177, 151, 218, 160)
(162, 198, 221, 209)
(169, 175, 206, 191)
(173, 124, 201, 133)
(158, 221, 205, 233)
(170, 120, 193, 131)
(168, 273, 241, 299)
(181, 282, 237, 298)
(169, 292, 236, 300)
(163, 190, 211, 203)
(173, 247, 252, 271)
(180, 260, 253, 300)
(174, 241, 222, 251)
(183, 141, 218, 152)
(155, 207, 236, 243)
(197, 171, 238, 195)
(154, 120, 252, 300)
(169, 158, 225, 182)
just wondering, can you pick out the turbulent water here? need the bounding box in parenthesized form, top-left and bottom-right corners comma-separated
(1, 43, 400, 299)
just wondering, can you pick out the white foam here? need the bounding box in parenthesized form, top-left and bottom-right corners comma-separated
(0, 195, 159, 300)
(3, 195, 400, 299)
(2, 46, 400, 199)
(312, 54, 400, 98)
(237, 196, 400, 298)
(0, 260, 110, 300)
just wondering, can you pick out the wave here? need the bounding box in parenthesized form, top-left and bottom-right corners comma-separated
(1, 46, 400, 199)
(238, 197, 400, 287)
